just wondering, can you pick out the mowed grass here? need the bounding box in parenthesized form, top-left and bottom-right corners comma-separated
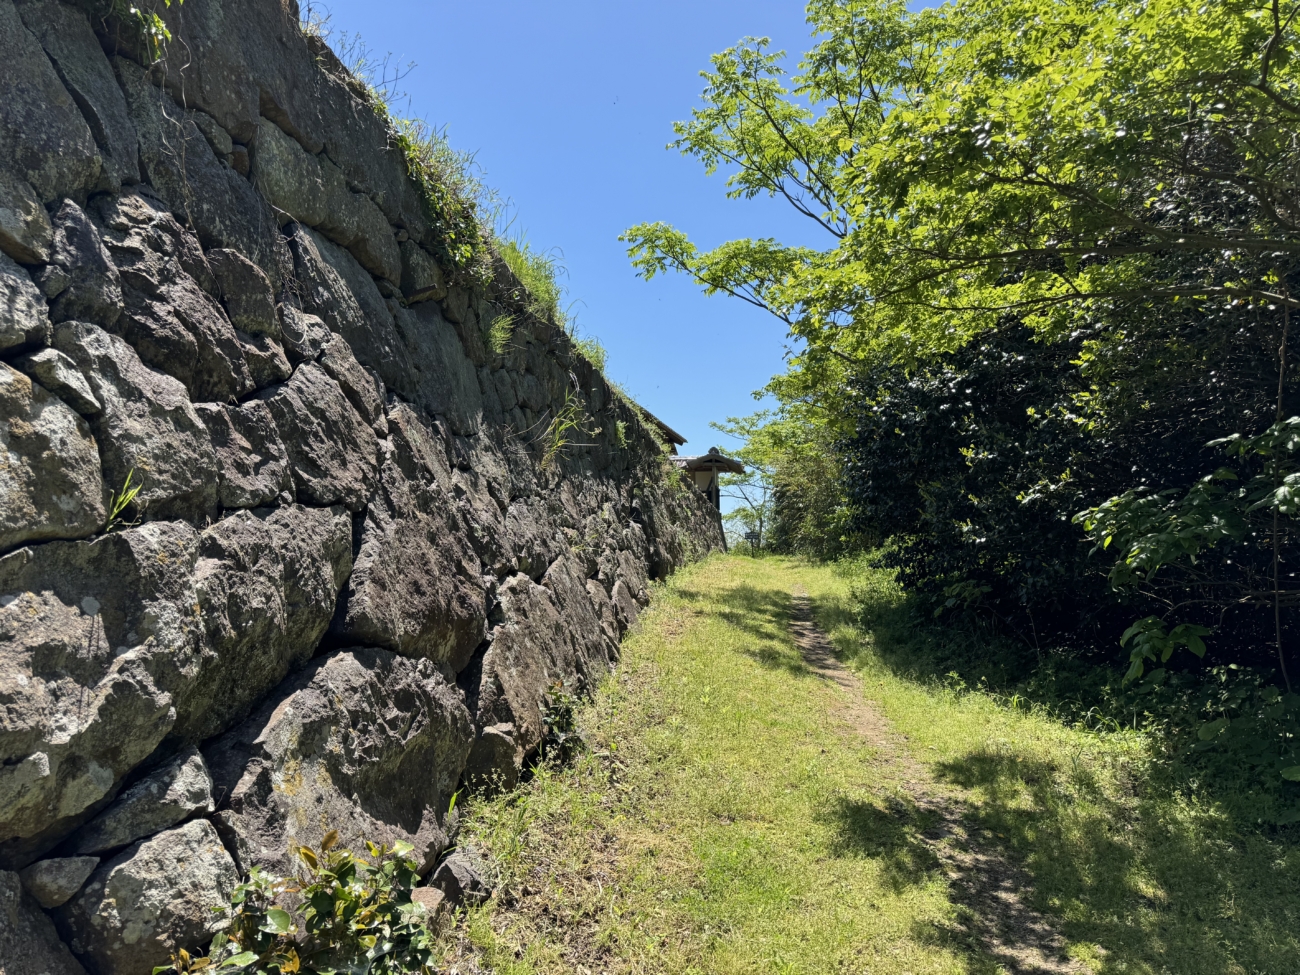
(448, 556, 1300, 975)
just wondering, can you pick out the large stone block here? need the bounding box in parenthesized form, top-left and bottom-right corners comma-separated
(289, 223, 413, 394)
(47, 200, 122, 329)
(258, 361, 378, 512)
(334, 404, 486, 671)
(94, 192, 253, 403)
(0, 869, 87, 975)
(56, 819, 237, 975)
(69, 746, 213, 856)
(0, 362, 105, 552)
(206, 648, 474, 877)
(473, 574, 580, 755)
(390, 300, 484, 436)
(115, 57, 282, 285)
(177, 503, 353, 740)
(14, 0, 139, 189)
(18, 855, 98, 908)
(0, 0, 100, 202)
(195, 400, 294, 509)
(0, 522, 193, 866)
(52, 321, 220, 523)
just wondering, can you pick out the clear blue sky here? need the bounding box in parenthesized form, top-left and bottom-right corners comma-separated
(312, 0, 826, 455)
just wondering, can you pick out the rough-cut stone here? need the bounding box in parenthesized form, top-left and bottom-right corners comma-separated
(251, 119, 400, 281)
(0, 250, 50, 352)
(56, 819, 237, 975)
(0, 870, 88, 975)
(335, 404, 486, 670)
(0, 362, 105, 552)
(463, 723, 521, 794)
(208, 247, 278, 337)
(18, 856, 98, 908)
(238, 331, 293, 389)
(47, 199, 122, 328)
(69, 747, 213, 856)
(278, 303, 330, 362)
(430, 848, 492, 907)
(543, 554, 618, 681)
(95, 191, 254, 403)
(52, 321, 220, 522)
(115, 57, 281, 284)
(177, 504, 353, 740)
(259, 361, 378, 512)
(0, 522, 193, 866)
(195, 401, 294, 509)
(0, 0, 100, 202)
(473, 574, 579, 754)
(15, 0, 139, 190)
(410, 886, 446, 919)
(391, 300, 484, 435)
(0, 167, 52, 263)
(11, 347, 100, 415)
(400, 239, 446, 303)
(611, 578, 640, 634)
(289, 224, 413, 393)
(320, 333, 387, 436)
(206, 648, 474, 877)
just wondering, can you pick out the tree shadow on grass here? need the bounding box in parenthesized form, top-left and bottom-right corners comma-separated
(818, 793, 943, 893)
(674, 581, 811, 678)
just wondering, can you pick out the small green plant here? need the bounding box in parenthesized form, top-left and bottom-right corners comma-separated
(105, 468, 143, 533)
(571, 333, 607, 373)
(486, 314, 515, 356)
(539, 681, 586, 764)
(156, 832, 438, 975)
(539, 391, 586, 470)
(110, 0, 183, 62)
(615, 419, 629, 449)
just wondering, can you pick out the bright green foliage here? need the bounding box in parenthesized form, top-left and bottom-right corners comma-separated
(487, 315, 516, 356)
(105, 468, 143, 533)
(498, 237, 566, 326)
(625, 0, 1300, 376)
(156, 834, 439, 975)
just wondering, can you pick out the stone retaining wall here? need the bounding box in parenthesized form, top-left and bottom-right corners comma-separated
(0, 1, 724, 970)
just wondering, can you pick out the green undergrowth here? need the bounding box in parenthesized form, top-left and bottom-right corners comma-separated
(447, 556, 1300, 975)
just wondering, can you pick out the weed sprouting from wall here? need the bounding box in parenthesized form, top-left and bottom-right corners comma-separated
(487, 314, 516, 356)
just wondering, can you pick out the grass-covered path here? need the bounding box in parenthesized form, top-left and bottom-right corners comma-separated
(445, 556, 1300, 975)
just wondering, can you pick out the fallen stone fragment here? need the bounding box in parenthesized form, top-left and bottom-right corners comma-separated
(69, 747, 213, 856)
(17, 856, 98, 908)
(0, 870, 87, 975)
(410, 886, 446, 920)
(56, 819, 237, 975)
(430, 848, 492, 907)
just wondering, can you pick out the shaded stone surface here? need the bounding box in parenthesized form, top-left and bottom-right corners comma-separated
(335, 404, 486, 670)
(207, 648, 474, 877)
(95, 190, 253, 403)
(15, 0, 139, 190)
(0, 869, 87, 975)
(177, 504, 353, 741)
(0, 167, 52, 264)
(208, 247, 278, 338)
(47, 199, 122, 329)
(431, 848, 492, 907)
(0, 362, 105, 552)
(0, 251, 50, 353)
(18, 855, 98, 908)
(0, 0, 100, 202)
(462, 723, 521, 794)
(70, 746, 213, 856)
(259, 361, 378, 512)
(195, 400, 294, 509)
(56, 819, 237, 975)
(52, 320, 219, 523)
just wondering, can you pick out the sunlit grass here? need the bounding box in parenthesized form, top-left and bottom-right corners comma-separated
(448, 556, 1300, 975)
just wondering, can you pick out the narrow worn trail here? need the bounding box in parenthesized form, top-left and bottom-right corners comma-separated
(788, 590, 1083, 975)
